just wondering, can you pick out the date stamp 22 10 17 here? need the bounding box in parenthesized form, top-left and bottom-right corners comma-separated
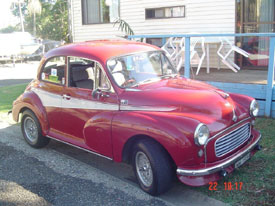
(209, 182, 243, 191)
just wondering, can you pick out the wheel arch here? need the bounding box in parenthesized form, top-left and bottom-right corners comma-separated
(17, 105, 49, 136)
(12, 90, 50, 135)
(18, 107, 30, 119)
(122, 134, 176, 170)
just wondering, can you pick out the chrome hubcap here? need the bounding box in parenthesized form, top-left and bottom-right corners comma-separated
(135, 151, 153, 187)
(24, 117, 38, 143)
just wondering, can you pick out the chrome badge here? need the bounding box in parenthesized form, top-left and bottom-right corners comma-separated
(120, 99, 128, 105)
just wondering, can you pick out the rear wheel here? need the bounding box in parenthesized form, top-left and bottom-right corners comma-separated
(21, 110, 50, 148)
(132, 139, 173, 195)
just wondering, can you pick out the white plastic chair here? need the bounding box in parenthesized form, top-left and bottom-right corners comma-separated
(109, 61, 126, 86)
(217, 37, 249, 72)
(172, 36, 206, 75)
(161, 37, 177, 60)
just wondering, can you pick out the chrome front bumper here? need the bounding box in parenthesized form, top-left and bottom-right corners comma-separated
(177, 133, 262, 176)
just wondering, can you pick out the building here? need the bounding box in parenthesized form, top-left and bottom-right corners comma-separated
(69, 0, 274, 69)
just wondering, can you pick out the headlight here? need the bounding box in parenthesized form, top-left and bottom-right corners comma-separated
(194, 123, 209, 146)
(250, 100, 259, 117)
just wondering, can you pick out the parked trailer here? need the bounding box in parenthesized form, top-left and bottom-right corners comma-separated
(0, 32, 41, 63)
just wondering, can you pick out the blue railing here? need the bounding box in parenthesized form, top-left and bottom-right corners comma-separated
(128, 33, 275, 117)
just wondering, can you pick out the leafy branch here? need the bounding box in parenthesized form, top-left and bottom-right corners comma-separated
(113, 18, 134, 36)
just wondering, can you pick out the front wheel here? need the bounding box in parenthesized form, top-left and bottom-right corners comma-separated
(132, 139, 173, 195)
(21, 110, 50, 148)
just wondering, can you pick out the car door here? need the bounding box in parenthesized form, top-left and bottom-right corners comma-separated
(59, 57, 119, 158)
(36, 56, 66, 135)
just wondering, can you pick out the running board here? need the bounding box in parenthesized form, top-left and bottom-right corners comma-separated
(46, 135, 113, 161)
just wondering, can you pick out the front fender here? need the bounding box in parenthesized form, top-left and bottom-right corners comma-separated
(112, 111, 202, 166)
(12, 90, 49, 136)
(229, 92, 253, 119)
(229, 92, 253, 110)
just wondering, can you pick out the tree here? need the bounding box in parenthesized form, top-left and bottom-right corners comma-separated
(0, 26, 20, 33)
(113, 18, 134, 36)
(11, 0, 27, 32)
(11, 0, 69, 41)
(34, 0, 68, 41)
(27, 0, 42, 36)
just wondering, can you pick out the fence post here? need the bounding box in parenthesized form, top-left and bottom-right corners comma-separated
(184, 37, 190, 78)
(162, 38, 166, 46)
(265, 37, 275, 117)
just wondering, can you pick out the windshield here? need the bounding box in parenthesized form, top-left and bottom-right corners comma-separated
(107, 51, 178, 88)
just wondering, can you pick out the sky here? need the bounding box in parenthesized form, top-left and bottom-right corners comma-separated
(0, 0, 19, 29)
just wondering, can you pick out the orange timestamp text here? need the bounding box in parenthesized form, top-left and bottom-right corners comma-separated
(209, 181, 243, 191)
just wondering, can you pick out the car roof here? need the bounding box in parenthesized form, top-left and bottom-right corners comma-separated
(45, 39, 160, 64)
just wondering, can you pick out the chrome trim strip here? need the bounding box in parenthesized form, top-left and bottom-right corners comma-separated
(32, 87, 62, 108)
(62, 96, 119, 110)
(204, 117, 251, 162)
(120, 105, 177, 112)
(214, 123, 251, 157)
(32, 87, 119, 110)
(46, 135, 113, 161)
(177, 133, 261, 176)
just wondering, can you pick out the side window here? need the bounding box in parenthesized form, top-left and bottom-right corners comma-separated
(41, 56, 66, 85)
(69, 57, 95, 90)
(69, 56, 112, 91)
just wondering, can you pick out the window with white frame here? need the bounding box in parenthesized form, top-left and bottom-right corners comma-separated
(82, 0, 119, 24)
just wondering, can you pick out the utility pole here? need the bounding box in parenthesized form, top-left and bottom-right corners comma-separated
(18, 0, 25, 32)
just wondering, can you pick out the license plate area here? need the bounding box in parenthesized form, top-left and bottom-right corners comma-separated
(235, 153, 250, 168)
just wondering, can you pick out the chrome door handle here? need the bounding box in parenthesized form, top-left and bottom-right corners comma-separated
(62, 94, 71, 100)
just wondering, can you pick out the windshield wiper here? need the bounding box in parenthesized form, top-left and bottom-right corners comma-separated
(160, 73, 178, 79)
(132, 77, 161, 87)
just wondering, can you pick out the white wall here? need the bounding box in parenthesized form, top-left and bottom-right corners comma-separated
(71, 0, 235, 41)
(71, 0, 236, 69)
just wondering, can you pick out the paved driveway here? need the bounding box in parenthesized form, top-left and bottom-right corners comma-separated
(0, 62, 39, 87)
(0, 115, 227, 206)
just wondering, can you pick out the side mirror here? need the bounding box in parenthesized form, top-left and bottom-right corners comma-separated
(92, 88, 110, 99)
(92, 89, 101, 99)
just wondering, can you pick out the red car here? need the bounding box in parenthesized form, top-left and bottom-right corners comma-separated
(12, 40, 261, 195)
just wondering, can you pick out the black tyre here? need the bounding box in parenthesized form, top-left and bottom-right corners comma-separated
(21, 110, 50, 148)
(132, 139, 173, 195)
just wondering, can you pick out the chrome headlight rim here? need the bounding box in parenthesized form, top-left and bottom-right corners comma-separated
(194, 123, 209, 146)
(250, 99, 259, 117)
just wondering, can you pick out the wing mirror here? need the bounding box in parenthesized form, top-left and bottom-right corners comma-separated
(92, 89, 110, 99)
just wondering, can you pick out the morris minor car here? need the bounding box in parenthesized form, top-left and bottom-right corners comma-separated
(12, 40, 262, 195)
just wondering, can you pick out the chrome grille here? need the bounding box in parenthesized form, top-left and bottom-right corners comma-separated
(215, 123, 251, 157)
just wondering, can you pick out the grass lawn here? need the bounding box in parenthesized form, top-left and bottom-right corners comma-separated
(0, 83, 274, 205)
(193, 118, 275, 206)
(0, 83, 28, 113)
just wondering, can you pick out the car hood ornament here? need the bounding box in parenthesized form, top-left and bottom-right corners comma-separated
(214, 90, 230, 99)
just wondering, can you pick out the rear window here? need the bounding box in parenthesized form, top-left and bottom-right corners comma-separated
(41, 56, 66, 85)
